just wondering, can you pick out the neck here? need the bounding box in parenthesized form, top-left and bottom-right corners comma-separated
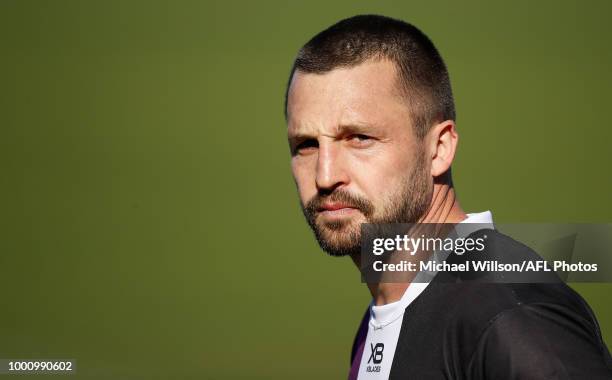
(352, 182, 466, 306)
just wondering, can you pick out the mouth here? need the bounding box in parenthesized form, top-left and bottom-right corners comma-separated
(318, 203, 360, 218)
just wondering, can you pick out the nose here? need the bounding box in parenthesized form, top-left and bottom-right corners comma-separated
(315, 141, 349, 194)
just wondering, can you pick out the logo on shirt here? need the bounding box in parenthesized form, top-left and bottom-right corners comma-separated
(366, 342, 385, 372)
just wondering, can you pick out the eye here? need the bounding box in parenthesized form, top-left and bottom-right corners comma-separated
(351, 134, 370, 141)
(293, 138, 318, 155)
(348, 134, 374, 147)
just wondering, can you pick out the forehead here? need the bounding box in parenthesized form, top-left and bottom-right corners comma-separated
(286, 59, 411, 135)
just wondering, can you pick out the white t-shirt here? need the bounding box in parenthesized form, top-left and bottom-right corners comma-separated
(356, 211, 494, 379)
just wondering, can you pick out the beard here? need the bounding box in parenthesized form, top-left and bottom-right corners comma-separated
(301, 150, 432, 257)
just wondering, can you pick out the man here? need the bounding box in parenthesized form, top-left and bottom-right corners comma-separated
(284, 14, 612, 379)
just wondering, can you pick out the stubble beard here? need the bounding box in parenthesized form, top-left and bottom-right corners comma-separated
(301, 151, 432, 257)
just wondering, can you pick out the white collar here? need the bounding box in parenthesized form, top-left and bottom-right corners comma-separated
(369, 211, 494, 328)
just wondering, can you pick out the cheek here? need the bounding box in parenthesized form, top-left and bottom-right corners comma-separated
(347, 148, 414, 206)
(291, 159, 317, 203)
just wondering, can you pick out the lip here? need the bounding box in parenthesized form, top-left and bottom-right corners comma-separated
(318, 203, 359, 217)
(319, 202, 356, 212)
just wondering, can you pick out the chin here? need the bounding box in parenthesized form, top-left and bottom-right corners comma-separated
(315, 223, 361, 257)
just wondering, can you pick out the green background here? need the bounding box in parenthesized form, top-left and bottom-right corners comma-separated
(1, 1, 611, 378)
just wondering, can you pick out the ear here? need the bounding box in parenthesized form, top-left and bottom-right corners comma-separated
(427, 120, 458, 177)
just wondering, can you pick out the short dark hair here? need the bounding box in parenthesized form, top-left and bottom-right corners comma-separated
(285, 14, 455, 139)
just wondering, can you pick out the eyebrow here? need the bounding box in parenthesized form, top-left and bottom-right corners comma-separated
(288, 123, 375, 142)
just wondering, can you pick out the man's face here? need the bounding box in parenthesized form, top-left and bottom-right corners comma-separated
(286, 59, 433, 256)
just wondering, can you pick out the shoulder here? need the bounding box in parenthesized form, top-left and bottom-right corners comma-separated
(436, 228, 588, 315)
(437, 228, 598, 338)
(430, 229, 612, 378)
(466, 302, 612, 378)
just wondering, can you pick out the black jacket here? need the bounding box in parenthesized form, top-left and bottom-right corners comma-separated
(351, 229, 612, 379)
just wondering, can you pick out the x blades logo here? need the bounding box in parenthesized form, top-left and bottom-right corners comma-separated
(367, 343, 384, 364)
